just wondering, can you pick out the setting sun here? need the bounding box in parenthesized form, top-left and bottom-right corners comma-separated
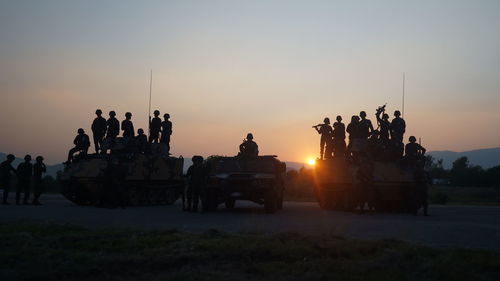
(307, 159, 316, 166)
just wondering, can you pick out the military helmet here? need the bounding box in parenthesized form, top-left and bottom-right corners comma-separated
(125, 112, 132, 118)
(24, 155, 32, 161)
(192, 155, 204, 163)
(382, 113, 389, 119)
(154, 110, 160, 115)
(360, 111, 367, 118)
(409, 136, 417, 142)
(96, 109, 102, 115)
(78, 128, 85, 134)
(6, 154, 15, 161)
(36, 156, 44, 162)
(164, 113, 170, 118)
(109, 111, 116, 116)
(137, 128, 144, 134)
(323, 117, 330, 124)
(246, 133, 254, 140)
(394, 110, 401, 117)
(336, 115, 342, 121)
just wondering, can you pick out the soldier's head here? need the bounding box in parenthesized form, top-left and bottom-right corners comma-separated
(192, 155, 204, 164)
(323, 117, 330, 124)
(394, 110, 401, 117)
(95, 109, 102, 116)
(109, 111, 116, 117)
(137, 128, 144, 135)
(164, 113, 170, 120)
(382, 113, 389, 120)
(154, 110, 160, 117)
(351, 115, 359, 123)
(24, 155, 32, 162)
(336, 115, 342, 122)
(77, 128, 85, 135)
(409, 136, 417, 143)
(6, 154, 15, 162)
(359, 111, 367, 119)
(246, 133, 254, 140)
(36, 156, 44, 163)
(125, 112, 132, 119)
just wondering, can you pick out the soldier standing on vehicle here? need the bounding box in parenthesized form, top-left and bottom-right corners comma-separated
(239, 133, 259, 157)
(1, 154, 17, 205)
(160, 113, 173, 154)
(149, 110, 162, 143)
(135, 128, 147, 153)
(332, 115, 346, 158)
(65, 128, 90, 164)
(185, 156, 207, 212)
(32, 156, 46, 205)
(390, 110, 406, 143)
(91, 109, 107, 153)
(358, 111, 374, 140)
(376, 112, 391, 142)
(346, 115, 360, 157)
(313, 117, 333, 160)
(106, 111, 120, 139)
(121, 112, 135, 138)
(16, 155, 33, 205)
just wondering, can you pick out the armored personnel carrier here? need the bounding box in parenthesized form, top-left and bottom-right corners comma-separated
(60, 141, 184, 207)
(313, 157, 421, 212)
(203, 155, 286, 213)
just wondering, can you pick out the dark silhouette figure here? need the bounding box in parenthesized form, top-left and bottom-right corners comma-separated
(185, 156, 207, 212)
(405, 136, 426, 164)
(376, 112, 391, 142)
(149, 110, 162, 143)
(16, 155, 33, 205)
(332, 116, 346, 158)
(160, 113, 173, 154)
(32, 156, 46, 205)
(414, 164, 430, 216)
(106, 111, 120, 139)
(91, 109, 107, 153)
(313, 117, 333, 160)
(135, 128, 148, 153)
(1, 154, 17, 204)
(390, 110, 406, 143)
(358, 111, 374, 139)
(121, 112, 135, 138)
(239, 133, 259, 157)
(66, 128, 90, 163)
(346, 115, 360, 156)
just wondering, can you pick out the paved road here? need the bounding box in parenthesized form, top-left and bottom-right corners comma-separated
(1, 194, 499, 251)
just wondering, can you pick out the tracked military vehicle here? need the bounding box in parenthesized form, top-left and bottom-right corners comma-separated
(313, 157, 422, 212)
(203, 155, 286, 213)
(60, 140, 184, 206)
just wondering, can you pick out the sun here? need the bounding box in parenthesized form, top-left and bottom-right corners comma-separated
(307, 159, 316, 166)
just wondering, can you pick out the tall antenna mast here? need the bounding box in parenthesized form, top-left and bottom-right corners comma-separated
(402, 72, 405, 118)
(148, 69, 153, 138)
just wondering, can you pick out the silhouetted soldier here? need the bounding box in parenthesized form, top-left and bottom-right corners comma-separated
(346, 115, 360, 157)
(358, 111, 374, 140)
(186, 156, 207, 212)
(405, 136, 426, 165)
(16, 155, 33, 205)
(390, 110, 406, 143)
(135, 128, 147, 153)
(239, 133, 259, 157)
(160, 113, 173, 154)
(1, 154, 17, 205)
(106, 111, 120, 139)
(313, 117, 333, 160)
(32, 156, 46, 205)
(121, 112, 135, 138)
(332, 115, 346, 158)
(91, 109, 107, 153)
(376, 112, 391, 142)
(65, 128, 90, 163)
(149, 110, 162, 143)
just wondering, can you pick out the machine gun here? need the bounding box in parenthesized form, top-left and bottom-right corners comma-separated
(312, 124, 323, 129)
(375, 103, 387, 116)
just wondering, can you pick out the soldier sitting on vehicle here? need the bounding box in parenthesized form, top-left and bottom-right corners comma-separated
(405, 136, 426, 165)
(185, 155, 207, 212)
(65, 128, 90, 164)
(239, 133, 259, 157)
(135, 128, 148, 153)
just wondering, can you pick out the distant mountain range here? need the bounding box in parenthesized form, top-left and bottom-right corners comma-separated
(428, 147, 500, 169)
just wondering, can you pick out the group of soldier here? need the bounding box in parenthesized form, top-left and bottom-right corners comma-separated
(314, 106, 425, 164)
(65, 109, 173, 163)
(1, 154, 47, 205)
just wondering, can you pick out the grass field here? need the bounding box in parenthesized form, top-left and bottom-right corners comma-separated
(429, 186, 500, 205)
(1, 223, 499, 281)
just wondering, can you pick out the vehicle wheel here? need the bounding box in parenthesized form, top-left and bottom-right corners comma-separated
(264, 189, 278, 214)
(225, 199, 235, 209)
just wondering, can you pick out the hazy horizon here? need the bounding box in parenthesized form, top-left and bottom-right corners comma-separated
(1, 0, 500, 164)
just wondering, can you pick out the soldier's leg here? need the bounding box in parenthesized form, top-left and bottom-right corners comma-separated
(33, 180, 42, 204)
(93, 134, 100, 153)
(16, 182, 22, 205)
(23, 181, 30, 204)
(192, 186, 201, 211)
(320, 138, 326, 159)
(186, 185, 193, 211)
(2, 181, 10, 204)
(67, 146, 80, 162)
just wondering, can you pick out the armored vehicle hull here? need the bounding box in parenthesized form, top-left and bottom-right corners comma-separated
(204, 156, 286, 213)
(314, 158, 419, 212)
(60, 152, 184, 207)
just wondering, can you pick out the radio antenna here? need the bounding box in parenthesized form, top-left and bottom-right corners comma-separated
(148, 69, 153, 138)
(402, 72, 405, 118)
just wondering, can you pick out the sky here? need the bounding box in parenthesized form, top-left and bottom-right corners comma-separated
(0, 0, 499, 165)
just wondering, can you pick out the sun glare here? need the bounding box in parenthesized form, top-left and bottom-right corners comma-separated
(307, 159, 316, 166)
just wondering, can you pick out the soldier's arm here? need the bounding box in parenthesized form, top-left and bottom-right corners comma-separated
(420, 145, 426, 155)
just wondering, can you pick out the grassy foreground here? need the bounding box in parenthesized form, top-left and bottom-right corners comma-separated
(0, 223, 499, 281)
